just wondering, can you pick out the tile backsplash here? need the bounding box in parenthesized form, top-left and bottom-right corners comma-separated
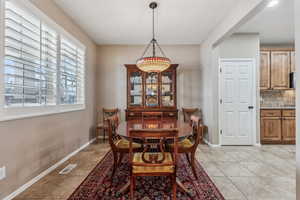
(260, 90, 295, 108)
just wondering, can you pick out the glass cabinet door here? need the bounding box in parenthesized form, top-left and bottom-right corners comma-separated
(129, 71, 143, 106)
(145, 72, 159, 107)
(161, 71, 175, 107)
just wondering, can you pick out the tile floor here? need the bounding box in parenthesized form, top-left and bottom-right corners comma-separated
(14, 142, 295, 200)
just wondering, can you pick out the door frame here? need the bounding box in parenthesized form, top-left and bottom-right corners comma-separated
(218, 58, 257, 146)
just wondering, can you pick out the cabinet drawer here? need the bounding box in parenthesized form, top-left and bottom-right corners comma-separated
(127, 112, 141, 117)
(261, 110, 281, 117)
(282, 110, 295, 117)
(163, 112, 177, 118)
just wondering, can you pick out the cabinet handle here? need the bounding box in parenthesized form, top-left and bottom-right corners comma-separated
(129, 113, 135, 116)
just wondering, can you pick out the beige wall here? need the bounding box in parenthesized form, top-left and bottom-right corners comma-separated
(96, 45, 201, 121)
(219, 33, 260, 144)
(199, 0, 265, 145)
(0, 0, 97, 198)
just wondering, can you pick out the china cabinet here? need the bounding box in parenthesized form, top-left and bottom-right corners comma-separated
(125, 64, 178, 120)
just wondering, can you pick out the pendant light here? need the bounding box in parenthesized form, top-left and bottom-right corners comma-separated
(136, 2, 171, 73)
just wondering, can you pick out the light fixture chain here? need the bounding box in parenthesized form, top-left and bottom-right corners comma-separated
(140, 40, 153, 58)
(155, 41, 167, 57)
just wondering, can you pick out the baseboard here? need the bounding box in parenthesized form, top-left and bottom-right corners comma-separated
(3, 138, 96, 200)
(254, 143, 262, 147)
(203, 138, 221, 147)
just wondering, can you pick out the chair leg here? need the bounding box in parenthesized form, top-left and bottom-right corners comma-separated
(103, 128, 106, 142)
(95, 128, 99, 143)
(191, 151, 198, 180)
(111, 151, 118, 180)
(130, 175, 135, 200)
(185, 153, 191, 165)
(172, 175, 177, 200)
(118, 153, 124, 166)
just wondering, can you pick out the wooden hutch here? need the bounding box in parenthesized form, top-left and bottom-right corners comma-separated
(125, 64, 178, 120)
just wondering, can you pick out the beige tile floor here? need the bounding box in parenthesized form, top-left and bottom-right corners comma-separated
(14, 142, 295, 200)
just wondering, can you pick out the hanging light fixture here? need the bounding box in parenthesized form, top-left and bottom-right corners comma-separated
(136, 2, 171, 73)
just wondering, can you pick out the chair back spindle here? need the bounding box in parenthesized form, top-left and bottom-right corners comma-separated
(129, 129, 178, 169)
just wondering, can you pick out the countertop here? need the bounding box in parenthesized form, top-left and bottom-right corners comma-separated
(260, 107, 295, 110)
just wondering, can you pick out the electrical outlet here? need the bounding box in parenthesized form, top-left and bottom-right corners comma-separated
(0, 166, 6, 180)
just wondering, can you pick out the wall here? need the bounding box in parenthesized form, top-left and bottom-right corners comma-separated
(295, 0, 300, 198)
(199, 0, 265, 145)
(0, 0, 97, 199)
(261, 90, 295, 108)
(96, 45, 201, 121)
(218, 33, 260, 144)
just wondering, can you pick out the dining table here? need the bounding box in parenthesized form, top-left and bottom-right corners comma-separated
(116, 118, 193, 196)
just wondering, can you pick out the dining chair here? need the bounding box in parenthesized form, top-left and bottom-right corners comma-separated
(96, 108, 120, 142)
(168, 115, 203, 179)
(129, 129, 178, 200)
(107, 116, 142, 180)
(182, 108, 202, 122)
(142, 112, 163, 120)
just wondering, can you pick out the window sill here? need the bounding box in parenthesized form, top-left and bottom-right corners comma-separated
(0, 104, 86, 122)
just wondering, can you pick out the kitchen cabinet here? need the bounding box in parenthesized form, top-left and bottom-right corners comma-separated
(260, 110, 282, 143)
(260, 49, 295, 90)
(282, 110, 296, 143)
(260, 51, 271, 90)
(291, 51, 296, 72)
(260, 109, 295, 144)
(270, 51, 290, 89)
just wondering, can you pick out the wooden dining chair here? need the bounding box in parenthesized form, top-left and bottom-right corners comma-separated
(168, 115, 203, 179)
(142, 112, 163, 120)
(96, 108, 120, 141)
(129, 129, 178, 200)
(107, 116, 142, 180)
(182, 108, 201, 123)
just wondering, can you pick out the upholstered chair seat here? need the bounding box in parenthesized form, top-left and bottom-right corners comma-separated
(170, 138, 194, 149)
(132, 152, 174, 173)
(114, 139, 141, 149)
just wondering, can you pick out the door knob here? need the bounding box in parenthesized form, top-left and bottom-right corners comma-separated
(248, 106, 254, 109)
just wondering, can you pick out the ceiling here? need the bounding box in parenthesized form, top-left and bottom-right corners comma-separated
(237, 0, 294, 44)
(54, 0, 243, 45)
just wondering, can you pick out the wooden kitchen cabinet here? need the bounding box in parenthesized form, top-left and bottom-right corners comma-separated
(291, 51, 296, 72)
(260, 51, 271, 90)
(260, 109, 295, 144)
(282, 117, 296, 143)
(261, 116, 282, 143)
(282, 109, 296, 144)
(271, 51, 291, 89)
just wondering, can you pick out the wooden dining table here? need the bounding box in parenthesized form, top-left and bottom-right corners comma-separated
(116, 118, 193, 196)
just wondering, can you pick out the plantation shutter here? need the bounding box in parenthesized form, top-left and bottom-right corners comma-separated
(4, 1, 57, 107)
(60, 38, 85, 105)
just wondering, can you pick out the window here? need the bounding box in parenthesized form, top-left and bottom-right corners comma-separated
(0, 0, 86, 121)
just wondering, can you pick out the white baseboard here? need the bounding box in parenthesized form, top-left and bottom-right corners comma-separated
(3, 138, 96, 200)
(254, 143, 262, 147)
(203, 138, 221, 147)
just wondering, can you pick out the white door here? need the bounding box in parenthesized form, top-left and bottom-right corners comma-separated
(220, 59, 255, 145)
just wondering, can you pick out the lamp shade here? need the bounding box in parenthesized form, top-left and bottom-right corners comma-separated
(136, 56, 171, 73)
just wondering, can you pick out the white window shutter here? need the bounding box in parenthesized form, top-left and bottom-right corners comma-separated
(60, 38, 85, 105)
(4, 1, 58, 107)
